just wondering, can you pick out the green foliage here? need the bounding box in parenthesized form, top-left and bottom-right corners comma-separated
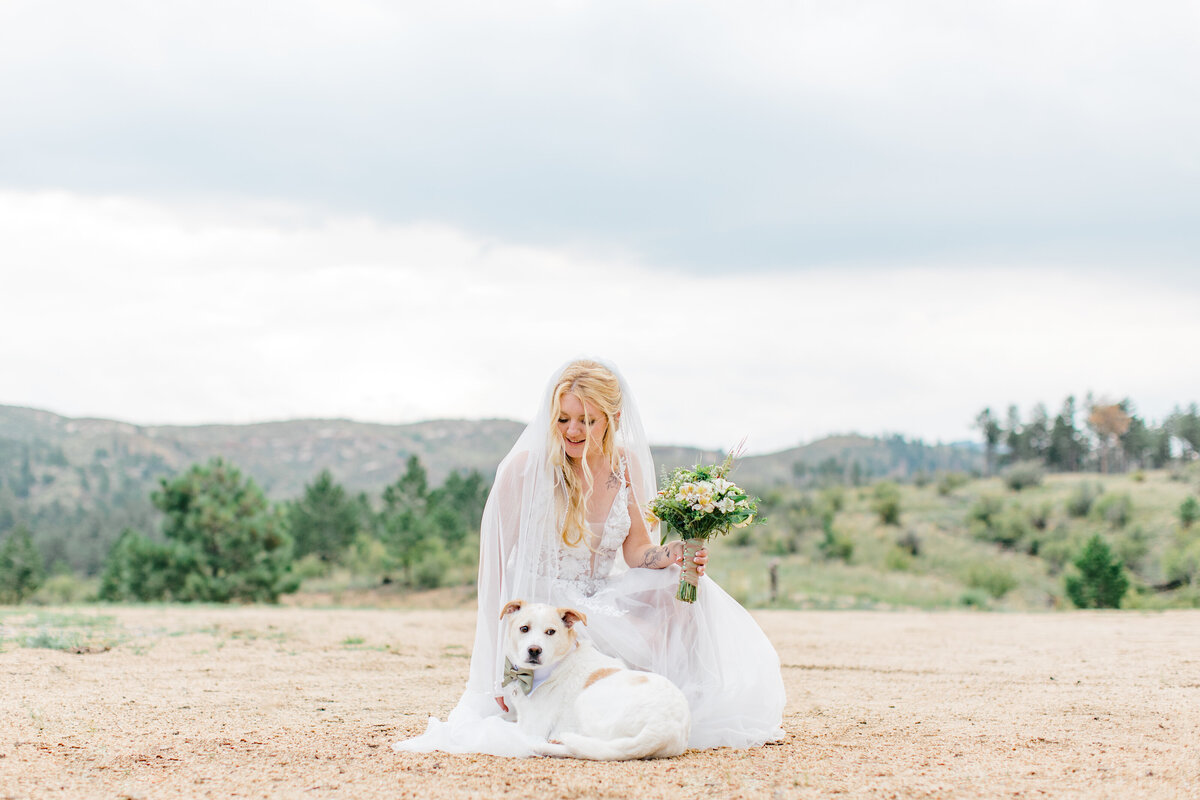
(377, 457, 489, 587)
(870, 482, 902, 525)
(0, 525, 45, 604)
(412, 537, 453, 589)
(1092, 492, 1132, 528)
(99, 458, 298, 603)
(286, 470, 364, 564)
(1003, 460, 1045, 492)
(963, 560, 1017, 599)
(98, 529, 184, 602)
(1113, 526, 1150, 572)
(818, 515, 853, 562)
(936, 471, 970, 496)
(972, 507, 1033, 551)
(1179, 496, 1200, 529)
(884, 546, 913, 571)
(33, 572, 97, 604)
(1064, 534, 1129, 609)
(1066, 481, 1102, 518)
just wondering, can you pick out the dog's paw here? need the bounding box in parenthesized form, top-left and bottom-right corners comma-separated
(534, 740, 571, 758)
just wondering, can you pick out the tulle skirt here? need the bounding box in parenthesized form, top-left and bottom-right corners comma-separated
(394, 566, 785, 756)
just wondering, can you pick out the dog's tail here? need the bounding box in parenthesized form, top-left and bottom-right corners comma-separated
(556, 726, 687, 761)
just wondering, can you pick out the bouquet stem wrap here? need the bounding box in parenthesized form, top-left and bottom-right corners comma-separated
(677, 537, 705, 603)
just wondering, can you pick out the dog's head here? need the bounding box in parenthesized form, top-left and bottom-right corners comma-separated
(500, 600, 586, 669)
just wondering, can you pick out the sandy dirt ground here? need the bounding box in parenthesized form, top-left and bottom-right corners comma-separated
(1, 606, 1198, 800)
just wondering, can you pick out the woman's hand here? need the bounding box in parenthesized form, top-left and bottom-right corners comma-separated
(667, 540, 708, 576)
(495, 695, 509, 712)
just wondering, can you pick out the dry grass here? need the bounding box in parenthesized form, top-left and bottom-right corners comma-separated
(2, 606, 1198, 799)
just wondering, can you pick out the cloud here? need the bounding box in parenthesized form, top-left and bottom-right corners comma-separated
(3, 190, 1197, 452)
(1, 1, 1197, 270)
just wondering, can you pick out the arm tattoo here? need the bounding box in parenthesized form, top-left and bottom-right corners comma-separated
(638, 545, 671, 569)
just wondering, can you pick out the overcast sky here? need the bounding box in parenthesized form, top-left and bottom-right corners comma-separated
(1, 1, 1197, 453)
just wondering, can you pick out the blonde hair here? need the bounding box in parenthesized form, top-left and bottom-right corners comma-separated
(547, 360, 623, 547)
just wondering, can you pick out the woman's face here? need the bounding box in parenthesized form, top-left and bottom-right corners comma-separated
(557, 392, 607, 460)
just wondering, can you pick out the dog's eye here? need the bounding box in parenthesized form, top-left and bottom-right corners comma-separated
(545, 629, 556, 636)
(519, 625, 529, 633)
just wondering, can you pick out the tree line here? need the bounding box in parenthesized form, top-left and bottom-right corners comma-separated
(0, 455, 489, 605)
(974, 397, 1199, 476)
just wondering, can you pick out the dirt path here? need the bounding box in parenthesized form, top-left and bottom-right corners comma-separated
(1, 607, 1197, 799)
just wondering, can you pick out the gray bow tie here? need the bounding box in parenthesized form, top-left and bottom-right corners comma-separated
(503, 658, 535, 695)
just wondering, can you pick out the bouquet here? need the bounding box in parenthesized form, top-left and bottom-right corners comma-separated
(645, 453, 760, 603)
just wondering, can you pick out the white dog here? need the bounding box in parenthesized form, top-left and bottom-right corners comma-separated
(499, 599, 691, 760)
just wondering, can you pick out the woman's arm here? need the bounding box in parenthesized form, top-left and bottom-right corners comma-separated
(621, 496, 707, 573)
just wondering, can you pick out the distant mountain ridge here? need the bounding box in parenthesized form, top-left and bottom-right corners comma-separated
(1, 404, 982, 504)
(0, 404, 982, 575)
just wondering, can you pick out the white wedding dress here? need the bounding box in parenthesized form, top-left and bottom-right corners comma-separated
(394, 358, 785, 757)
(395, 461, 785, 756)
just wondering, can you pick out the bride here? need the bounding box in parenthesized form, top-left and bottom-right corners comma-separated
(395, 358, 785, 756)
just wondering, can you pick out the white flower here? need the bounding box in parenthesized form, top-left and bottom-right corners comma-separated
(715, 496, 736, 514)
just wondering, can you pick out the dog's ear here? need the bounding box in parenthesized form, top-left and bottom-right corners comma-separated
(500, 599, 523, 619)
(559, 607, 587, 629)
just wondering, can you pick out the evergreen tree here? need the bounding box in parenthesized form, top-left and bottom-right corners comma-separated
(380, 456, 434, 584)
(99, 458, 297, 603)
(1118, 404, 1154, 469)
(98, 528, 187, 602)
(1002, 405, 1025, 466)
(1064, 534, 1129, 609)
(1168, 404, 1200, 459)
(287, 470, 361, 563)
(975, 408, 1002, 476)
(0, 524, 45, 604)
(1047, 396, 1084, 472)
(383, 455, 429, 515)
(1025, 404, 1051, 463)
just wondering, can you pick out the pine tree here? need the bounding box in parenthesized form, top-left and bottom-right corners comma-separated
(1064, 535, 1129, 609)
(0, 525, 45, 604)
(98, 458, 297, 603)
(287, 470, 361, 563)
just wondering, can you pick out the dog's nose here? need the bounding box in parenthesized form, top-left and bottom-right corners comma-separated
(528, 645, 542, 660)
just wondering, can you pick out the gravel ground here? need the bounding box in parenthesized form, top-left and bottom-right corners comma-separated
(1, 606, 1198, 800)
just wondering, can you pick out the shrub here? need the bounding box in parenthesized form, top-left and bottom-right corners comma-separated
(1163, 535, 1200, 587)
(1027, 502, 1052, 531)
(0, 525, 44, 604)
(871, 482, 902, 525)
(1003, 460, 1045, 492)
(968, 495, 1005, 529)
(1064, 535, 1129, 609)
(1037, 526, 1077, 574)
(936, 472, 971, 496)
(895, 530, 921, 557)
(1113, 526, 1150, 572)
(963, 561, 1017, 599)
(412, 538, 453, 590)
(34, 573, 97, 605)
(884, 547, 913, 571)
(1180, 496, 1200, 529)
(1066, 482, 1102, 518)
(973, 508, 1033, 550)
(818, 516, 853, 562)
(819, 486, 845, 514)
(1092, 493, 1132, 528)
(959, 589, 990, 608)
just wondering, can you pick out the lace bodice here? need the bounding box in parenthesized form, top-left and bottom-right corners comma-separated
(545, 467, 631, 595)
